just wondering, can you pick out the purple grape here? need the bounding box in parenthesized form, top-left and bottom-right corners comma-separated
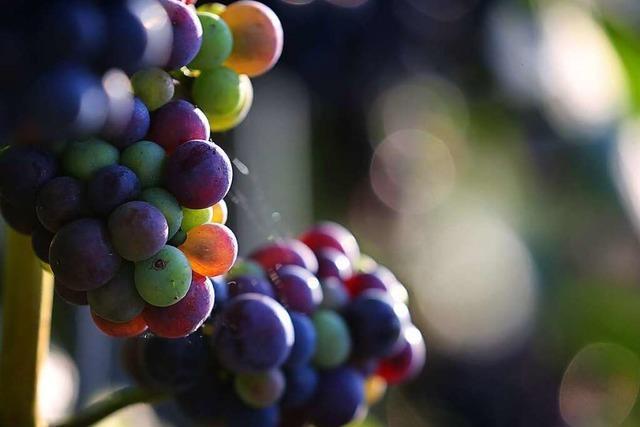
(87, 165, 140, 216)
(36, 176, 87, 232)
(32, 224, 54, 264)
(1, 197, 37, 234)
(0, 145, 58, 209)
(159, 0, 203, 69)
(309, 367, 365, 427)
(54, 280, 88, 306)
(165, 140, 232, 209)
(270, 265, 322, 315)
(344, 290, 402, 359)
(285, 312, 316, 367)
(214, 294, 294, 373)
(228, 275, 275, 299)
(319, 278, 349, 311)
(109, 97, 150, 149)
(315, 248, 352, 280)
(146, 100, 209, 153)
(108, 201, 168, 262)
(249, 240, 318, 274)
(49, 218, 122, 291)
(281, 365, 318, 408)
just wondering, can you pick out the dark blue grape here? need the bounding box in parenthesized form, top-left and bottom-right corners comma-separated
(224, 395, 279, 427)
(309, 367, 365, 427)
(109, 97, 150, 149)
(210, 275, 229, 313)
(0, 145, 58, 209)
(104, 1, 148, 73)
(36, 176, 87, 232)
(1, 197, 37, 234)
(31, 224, 54, 264)
(285, 312, 316, 367)
(228, 275, 275, 299)
(281, 365, 318, 408)
(319, 277, 349, 311)
(270, 265, 322, 315)
(87, 165, 140, 215)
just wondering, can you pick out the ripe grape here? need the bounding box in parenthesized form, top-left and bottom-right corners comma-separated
(312, 309, 351, 369)
(249, 240, 318, 274)
(235, 369, 285, 408)
(165, 139, 232, 209)
(344, 290, 402, 359)
(32, 225, 54, 264)
(315, 248, 352, 280)
(212, 199, 228, 224)
(221, 1, 283, 77)
(91, 311, 147, 338)
(224, 394, 279, 427)
(131, 68, 175, 111)
(281, 365, 318, 408)
(0, 145, 58, 209)
(377, 324, 426, 385)
(180, 223, 237, 277)
(192, 66, 242, 116)
(270, 265, 322, 315)
(109, 97, 150, 149)
(49, 218, 122, 291)
(319, 278, 349, 311)
(344, 272, 387, 297)
(108, 201, 168, 261)
(227, 274, 275, 299)
(134, 245, 192, 307)
(140, 187, 183, 239)
(147, 100, 209, 153)
(87, 165, 141, 215)
(210, 275, 229, 312)
(188, 12, 233, 70)
(54, 280, 88, 306)
(214, 293, 294, 373)
(299, 222, 360, 264)
(181, 206, 213, 232)
(87, 263, 145, 323)
(227, 258, 266, 280)
(309, 367, 365, 427)
(159, 0, 203, 69)
(120, 141, 166, 189)
(62, 139, 119, 181)
(0, 198, 38, 234)
(35, 176, 87, 232)
(143, 273, 214, 338)
(285, 312, 316, 367)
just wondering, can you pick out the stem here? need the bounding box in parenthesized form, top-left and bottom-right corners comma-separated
(0, 229, 53, 427)
(53, 387, 169, 427)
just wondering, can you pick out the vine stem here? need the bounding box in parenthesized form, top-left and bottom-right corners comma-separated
(53, 387, 170, 427)
(0, 229, 54, 427)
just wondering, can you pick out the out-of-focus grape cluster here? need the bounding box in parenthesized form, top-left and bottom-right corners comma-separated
(0, 0, 284, 338)
(124, 222, 426, 427)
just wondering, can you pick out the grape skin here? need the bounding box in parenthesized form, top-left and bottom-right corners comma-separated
(134, 245, 192, 307)
(108, 201, 168, 262)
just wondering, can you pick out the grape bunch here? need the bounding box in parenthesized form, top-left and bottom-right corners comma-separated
(0, 0, 284, 339)
(124, 222, 426, 427)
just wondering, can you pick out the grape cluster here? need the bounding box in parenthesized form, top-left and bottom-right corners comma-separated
(0, 0, 284, 339)
(124, 222, 426, 427)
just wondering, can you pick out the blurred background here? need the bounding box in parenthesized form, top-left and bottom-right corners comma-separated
(5, 0, 640, 425)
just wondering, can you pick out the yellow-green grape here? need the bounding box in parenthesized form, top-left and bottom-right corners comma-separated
(212, 200, 228, 224)
(197, 2, 226, 15)
(210, 74, 253, 132)
(192, 66, 242, 117)
(188, 12, 233, 71)
(131, 68, 175, 111)
(181, 206, 213, 232)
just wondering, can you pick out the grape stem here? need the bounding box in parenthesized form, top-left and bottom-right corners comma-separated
(53, 387, 170, 427)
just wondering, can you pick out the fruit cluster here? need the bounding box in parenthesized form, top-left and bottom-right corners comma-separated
(0, 0, 284, 338)
(124, 223, 426, 427)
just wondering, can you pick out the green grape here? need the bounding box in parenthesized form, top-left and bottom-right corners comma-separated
(168, 228, 187, 246)
(234, 370, 285, 408)
(192, 66, 242, 116)
(197, 3, 226, 15)
(312, 309, 351, 369)
(87, 263, 145, 323)
(227, 258, 267, 280)
(181, 206, 213, 232)
(62, 139, 119, 181)
(120, 140, 166, 188)
(140, 187, 183, 239)
(188, 12, 233, 71)
(131, 68, 175, 111)
(134, 245, 192, 307)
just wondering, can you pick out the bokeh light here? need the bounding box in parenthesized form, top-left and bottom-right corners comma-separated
(559, 343, 640, 427)
(39, 347, 79, 424)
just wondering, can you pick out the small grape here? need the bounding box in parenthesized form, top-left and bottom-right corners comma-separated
(235, 369, 285, 408)
(180, 223, 237, 277)
(54, 280, 88, 306)
(109, 97, 150, 149)
(377, 324, 426, 385)
(165, 139, 232, 209)
(308, 367, 365, 427)
(147, 100, 209, 153)
(270, 265, 322, 315)
(209, 74, 253, 132)
(249, 239, 318, 274)
(36, 176, 87, 232)
(227, 258, 266, 280)
(181, 206, 213, 232)
(212, 199, 228, 224)
(319, 278, 349, 311)
(281, 365, 318, 408)
(87, 263, 145, 323)
(0, 145, 58, 209)
(87, 165, 140, 216)
(131, 68, 175, 111)
(62, 139, 119, 181)
(188, 12, 233, 70)
(227, 274, 275, 299)
(143, 274, 214, 338)
(120, 140, 166, 189)
(300, 222, 360, 264)
(285, 312, 316, 367)
(134, 245, 192, 307)
(140, 187, 183, 239)
(312, 309, 351, 369)
(192, 66, 242, 116)
(364, 375, 387, 406)
(91, 311, 147, 338)
(210, 276, 229, 312)
(159, 0, 203, 69)
(197, 3, 226, 15)
(49, 218, 122, 291)
(168, 228, 187, 246)
(224, 394, 279, 427)
(315, 248, 352, 280)
(108, 201, 168, 261)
